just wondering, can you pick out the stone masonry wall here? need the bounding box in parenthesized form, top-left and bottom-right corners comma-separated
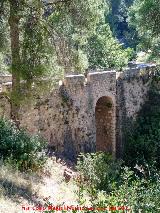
(116, 64, 158, 157)
(0, 65, 158, 159)
(0, 71, 116, 160)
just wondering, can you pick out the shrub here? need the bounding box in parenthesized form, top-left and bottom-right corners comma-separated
(76, 153, 160, 213)
(89, 168, 160, 213)
(76, 152, 122, 193)
(0, 118, 47, 171)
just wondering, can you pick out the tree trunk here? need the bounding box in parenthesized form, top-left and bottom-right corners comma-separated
(9, 0, 21, 127)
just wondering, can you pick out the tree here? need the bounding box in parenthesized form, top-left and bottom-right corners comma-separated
(108, 0, 138, 48)
(8, 0, 22, 124)
(48, 0, 108, 73)
(0, 0, 133, 125)
(49, 0, 132, 72)
(0, 0, 51, 125)
(128, 0, 160, 61)
(86, 23, 132, 70)
(0, 0, 106, 125)
(129, 0, 160, 37)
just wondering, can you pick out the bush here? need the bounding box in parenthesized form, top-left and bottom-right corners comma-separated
(76, 152, 122, 193)
(89, 168, 160, 213)
(0, 118, 47, 171)
(76, 153, 160, 213)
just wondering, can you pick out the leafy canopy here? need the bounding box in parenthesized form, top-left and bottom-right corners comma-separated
(128, 0, 160, 62)
(0, 0, 131, 79)
(129, 0, 160, 37)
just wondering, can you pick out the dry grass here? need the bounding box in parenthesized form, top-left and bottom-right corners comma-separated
(0, 157, 78, 213)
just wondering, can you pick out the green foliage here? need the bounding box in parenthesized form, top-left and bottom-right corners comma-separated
(128, 0, 160, 62)
(76, 152, 122, 192)
(0, 0, 134, 81)
(0, 53, 8, 73)
(48, 0, 108, 73)
(76, 153, 160, 213)
(0, 5, 10, 73)
(0, 118, 47, 171)
(108, 0, 138, 48)
(129, 0, 160, 37)
(21, 9, 51, 81)
(87, 168, 160, 213)
(0, 19, 8, 52)
(87, 23, 133, 70)
(46, 0, 132, 73)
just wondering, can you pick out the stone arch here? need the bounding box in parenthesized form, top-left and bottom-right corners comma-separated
(95, 96, 115, 155)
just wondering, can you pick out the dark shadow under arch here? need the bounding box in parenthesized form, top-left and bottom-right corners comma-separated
(95, 96, 114, 154)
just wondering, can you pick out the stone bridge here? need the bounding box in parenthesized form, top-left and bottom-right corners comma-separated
(0, 64, 158, 160)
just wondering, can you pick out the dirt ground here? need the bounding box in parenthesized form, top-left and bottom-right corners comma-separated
(0, 157, 79, 213)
